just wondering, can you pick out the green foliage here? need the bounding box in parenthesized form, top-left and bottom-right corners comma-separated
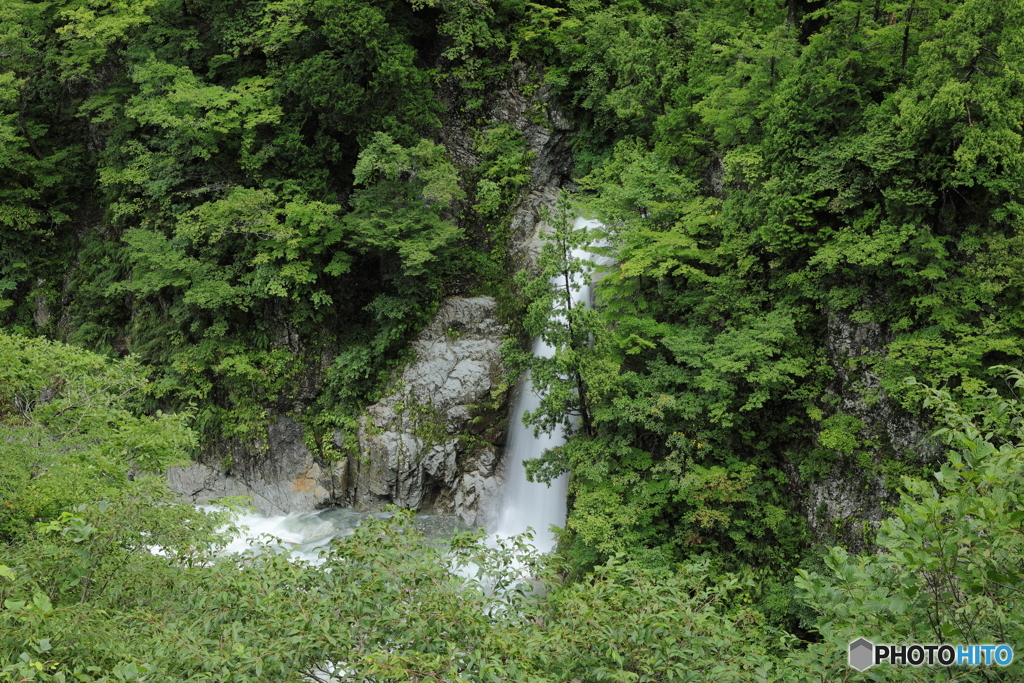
(522, 0, 1024, 588)
(0, 332, 195, 542)
(556, 1, 693, 158)
(0, 0, 91, 329)
(4, 344, 1024, 681)
(526, 138, 814, 575)
(1, 498, 792, 683)
(7, 0, 1024, 661)
(511, 191, 604, 443)
(528, 556, 783, 682)
(347, 131, 464, 282)
(409, 0, 532, 98)
(791, 368, 1024, 681)
(1, 0, 543, 456)
(472, 123, 534, 220)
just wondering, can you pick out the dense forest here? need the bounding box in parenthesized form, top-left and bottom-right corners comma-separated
(3, 0, 1024, 679)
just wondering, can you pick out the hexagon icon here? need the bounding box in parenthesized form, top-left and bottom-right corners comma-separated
(849, 638, 874, 671)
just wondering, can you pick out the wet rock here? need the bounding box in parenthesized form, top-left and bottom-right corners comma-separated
(454, 447, 504, 529)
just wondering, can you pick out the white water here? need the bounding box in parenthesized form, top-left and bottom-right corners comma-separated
(491, 336, 570, 552)
(491, 217, 606, 553)
(207, 507, 467, 564)
(214, 509, 350, 564)
(209, 217, 607, 563)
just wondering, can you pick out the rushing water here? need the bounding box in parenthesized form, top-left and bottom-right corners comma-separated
(491, 335, 569, 552)
(217, 218, 607, 562)
(217, 507, 472, 563)
(491, 217, 606, 553)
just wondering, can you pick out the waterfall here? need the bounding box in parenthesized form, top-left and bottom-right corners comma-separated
(491, 335, 570, 552)
(492, 217, 605, 552)
(205, 217, 607, 560)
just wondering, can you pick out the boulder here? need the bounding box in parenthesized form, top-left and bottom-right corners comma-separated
(352, 297, 508, 526)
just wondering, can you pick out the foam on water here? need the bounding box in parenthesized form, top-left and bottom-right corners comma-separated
(208, 507, 472, 564)
(214, 510, 347, 563)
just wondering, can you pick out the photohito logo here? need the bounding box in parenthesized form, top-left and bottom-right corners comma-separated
(849, 639, 1014, 671)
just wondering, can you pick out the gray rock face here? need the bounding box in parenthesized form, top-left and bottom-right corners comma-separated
(33, 279, 51, 328)
(167, 415, 347, 515)
(352, 296, 509, 527)
(798, 309, 940, 551)
(490, 70, 573, 277)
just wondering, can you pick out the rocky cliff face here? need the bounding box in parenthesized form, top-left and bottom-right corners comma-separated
(799, 309, 940, 551)
(497, 72, 574, 277)
(166, 415, 347, 515)
(167, 72, 573, 522)
(166, 298, 510, 523)
(351, 296, 508, 526)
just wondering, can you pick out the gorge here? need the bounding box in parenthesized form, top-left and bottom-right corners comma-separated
(4, 0, 1024, 678)
(196, 218, 613, 557)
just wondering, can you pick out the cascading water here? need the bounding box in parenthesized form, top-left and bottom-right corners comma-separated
(208, 508, 470, 563)
(205, 217, 607, 562)
(491, 335, 570, 552)
(492, 217, 606, 552)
